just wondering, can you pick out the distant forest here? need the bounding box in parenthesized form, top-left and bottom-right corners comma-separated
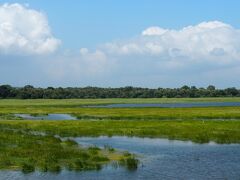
(0, 85, 239, 99)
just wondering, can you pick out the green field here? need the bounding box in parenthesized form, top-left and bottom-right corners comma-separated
(1, 98, 240, 120)
(0, 98, 240, 172)
(0, 126, 136, 173)
(1, 97, 240, 107)
(0, 119, 239, 144)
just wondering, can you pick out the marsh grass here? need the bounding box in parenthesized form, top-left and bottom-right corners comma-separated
(0, 128, 132, 173)
(2, 107, 240, 121)
(0, 98, 239, 173)
(120, 155, 139, 171)
(1, 98, 240, 121)
(0, 119, 239, 144)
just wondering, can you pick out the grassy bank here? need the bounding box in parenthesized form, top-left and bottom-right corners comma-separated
(0, 126, 136, 173)
(0, 98, 239, 172)
(1, 97, 240, 107)
(1, 98, 240, 120)
(1, 107, 240, 120)
(0, 120, 239, 144)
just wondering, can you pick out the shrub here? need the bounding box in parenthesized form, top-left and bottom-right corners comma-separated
(21, 163, 35, 173)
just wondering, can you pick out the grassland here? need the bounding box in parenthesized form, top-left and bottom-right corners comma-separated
(0, 98, 239, 172)
(0, 125, 137, 173)
(1, 97, 240, 107)
(1, 98, 240, 120)
(1, 106, 240, 121)
(0, 120, 239, 144)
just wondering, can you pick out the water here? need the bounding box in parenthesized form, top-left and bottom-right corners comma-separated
(14, 114, 77, 120)
(1, 136, 240, 180)
(86, 102, 240, 108)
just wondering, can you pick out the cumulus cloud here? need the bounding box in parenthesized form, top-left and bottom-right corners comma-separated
(142, 26, 168, 36)
(103, 21, 240, 65)
(1, 18, 240, 87)
(39, 21, 240, 87)
(43, 49, 114, 83)
(0, 3, 61, 55)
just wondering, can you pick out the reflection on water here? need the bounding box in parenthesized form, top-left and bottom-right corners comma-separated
(14, 114, 77, 120)
(86, 102, 240, 108)
(1, 136, 240, 180)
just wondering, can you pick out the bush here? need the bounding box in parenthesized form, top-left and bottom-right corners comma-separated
(126, 157, 139, 170)
(64, 139, 78, 146)
(21, 163, 35, 173)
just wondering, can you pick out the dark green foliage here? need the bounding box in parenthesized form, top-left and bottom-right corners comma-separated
(47, 164, 61, 173)
(104, 145, 115, 152)
(0, 128, 117, 172)
(88, 146, 101, 154)
(0, 85, 240, 99)
(1, 119, 239, 144)
(21, 163, 35, 173)
(126, 157, 139, 170)
(120, 156, 139, 170)
(64, 139, 78, 146)
(90, 156, 109, 162)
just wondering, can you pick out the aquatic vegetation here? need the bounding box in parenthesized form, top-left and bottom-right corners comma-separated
(120, 155, 139, 170)
(1, 102, 240, 121)
(63, 139, 78, 146)
(0, 127, 133, 173)
(0, 119, 239, 144)
(0, 98, 239, 174)
(0, 113, 22, 120)
(104, 145, 115, 152)
(21, 163, 35, 174)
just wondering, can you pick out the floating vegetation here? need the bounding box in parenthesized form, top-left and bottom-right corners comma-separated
(120, 155, 139, 171)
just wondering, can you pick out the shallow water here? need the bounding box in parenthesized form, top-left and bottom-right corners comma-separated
(86, 102, 240, 108)
(14, 114, 77, 120)
(1, 136, 240, 180)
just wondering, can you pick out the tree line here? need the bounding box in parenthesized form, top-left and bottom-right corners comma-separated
(0, 85, 239, 99)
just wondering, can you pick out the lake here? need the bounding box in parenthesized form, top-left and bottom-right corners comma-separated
(1, 136, 240, 180)
(86, 102, 240, 108)
(14, 114, 77, 120)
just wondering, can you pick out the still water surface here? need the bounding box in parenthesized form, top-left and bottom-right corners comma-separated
(1, 136, 240, 180)
(15, 114, 77, 120)
(87, 102, 240, 108)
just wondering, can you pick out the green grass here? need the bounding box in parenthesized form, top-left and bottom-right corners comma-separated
(0, 120, 239, 144)
(0, 97, 240, 107)
(1, 98, 240, 120)
(0, 125, 134, 173)
(1, 107, 240, 120)
(0, 98, 240, 172)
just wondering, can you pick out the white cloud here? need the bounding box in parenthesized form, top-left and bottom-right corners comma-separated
(103, 21, 240, 65)
(2, 19, 240, 87)
(79, 48, 89, 55)
(43, 49, 112, 82)
(0, 3, 61, 55)
(40, 21, 240, 87)
(142, 26, 168, 36)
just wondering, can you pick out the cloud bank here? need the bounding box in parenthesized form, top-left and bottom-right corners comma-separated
(0, 3, 61, 55)
(0, 3, 239, 87)
(104, 21, 240, 65)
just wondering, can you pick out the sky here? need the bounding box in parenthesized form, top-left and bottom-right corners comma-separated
(0, 0, 240, 88)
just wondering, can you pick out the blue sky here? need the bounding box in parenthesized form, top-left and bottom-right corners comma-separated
(0, 1, 240, 87)
(1, 0, 239, 49)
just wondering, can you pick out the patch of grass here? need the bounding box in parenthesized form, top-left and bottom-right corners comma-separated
(0, 128, 131, 173)
(104, 145, 115, 152)
(63, 139, 78, 146)
(1, 98, 240, 121)
(120, 155, 139, 171)
(21, 163, 35, 174)
(0, 98, 239, 173)
(0, 119, 239, 144)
